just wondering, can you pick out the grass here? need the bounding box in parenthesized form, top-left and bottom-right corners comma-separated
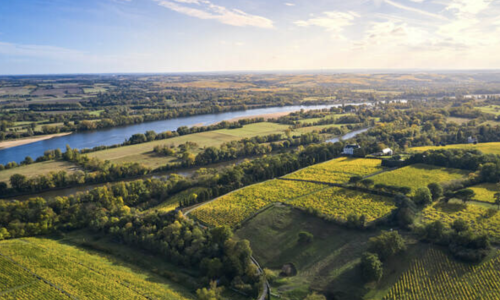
(288, 186, 395, 223)
(190, 179, 326, 227)
(0, 160, 80, 186)
(421, 202, 500, 241)
(235, 205, 379, 300)
(446, 117, 473, 124)
(284, 157, 385, 184)
(469, 183, 500, 204)
(410, 142, 500, 155)
(371, 164, 469, 196)
(384, 247, 500, 300)
(87, 122, 290, 168)
(146, 187, 209, 214)
(476, 105, 500, 116)
(0, 237, 195, 300)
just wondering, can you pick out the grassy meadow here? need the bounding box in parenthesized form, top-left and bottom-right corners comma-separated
(469, 183, 500, 204)
(0, 160, 80, 186)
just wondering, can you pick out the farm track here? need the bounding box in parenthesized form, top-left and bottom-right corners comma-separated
(0, 251, 75, 299)
(19, 239, 155, 300)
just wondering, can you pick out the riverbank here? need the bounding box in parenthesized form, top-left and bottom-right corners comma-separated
(225, 111, 293, 122)
(0, 132, 72, 150)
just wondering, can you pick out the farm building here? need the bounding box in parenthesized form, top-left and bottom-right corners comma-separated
(468, 136, 478, 144)
(381, 148, 393, 155)
(343, 144, 360, 155)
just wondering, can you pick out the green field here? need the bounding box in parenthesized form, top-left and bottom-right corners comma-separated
(371, 164, 469, 196)
(288, 186, 395, 223)
(421, 202, 500, 241)
(87, 122, 290, 168)
(0, 160, 80, 186)
(284, 157, 385, 184)
(411, 142, 500, 155)
(469, 183, 500, 204)
(146, 187, 208, 214)
(235, 205, 380, 300)
(384, 247, 500, 300)
(0, 237, 194, 300)
(190, 179, 326, 227)
(476, 105, 500, 116)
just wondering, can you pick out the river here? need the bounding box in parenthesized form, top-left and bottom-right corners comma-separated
(0, 103, 369, 164)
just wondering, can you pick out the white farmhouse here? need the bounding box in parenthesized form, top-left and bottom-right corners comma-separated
(343, 144, 360, 155)
(381, 148, 393, 156)
(468, 136, 478, 144)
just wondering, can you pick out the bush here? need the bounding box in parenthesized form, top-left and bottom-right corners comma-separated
(368, 231, 406, 261)
(361, 252, 383, 282)
(428, 183, 443, 200)
(298, 231, 314, 245)
(414, 187, 432, 205)
(451, 218, 469, 232)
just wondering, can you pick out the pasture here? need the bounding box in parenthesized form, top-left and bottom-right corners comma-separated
(87, 122, 290, 168)
(476, 105, 500, 116)
(0, 238, 194, 300)
(371, 164, 469, 196)
(0, 160, 80, 186)
(190, 179, 326, 227)
(284, 157, 385, 184)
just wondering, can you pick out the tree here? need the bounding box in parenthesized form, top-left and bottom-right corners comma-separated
(494, 192, 500, 210)
(196, 281, 223, 300)
(22, 156, 33, 165)
(298, 231, 314, 245)
(210, 226, 233, 245)
(10, 174, 27, 192)
(455, 189, 475, 204)
(427, 183, 443, 201)
(361, 252, 383, 282)
(303, 293, 327, 300)
(349, 175, 363, 185)
(414, 187, 432, 205)
(452, 218, 469, 233)
(360, 178, 374, 189)
(368, 231, 406, 261)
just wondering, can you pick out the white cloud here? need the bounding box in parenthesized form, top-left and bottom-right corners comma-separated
(154, 0, 274, 28)
(284, 3, 295, 6)
(446, 0, 492, 18)
(383, 0, 447, 20)
(294, 11, 359, 39)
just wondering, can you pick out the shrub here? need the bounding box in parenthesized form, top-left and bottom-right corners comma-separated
(361, 252, 383, 282)
(298, 231, 314, 245)
(368, 231, 406, 261)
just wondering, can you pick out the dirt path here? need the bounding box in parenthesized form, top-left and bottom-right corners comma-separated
(0, 133, 72, 150)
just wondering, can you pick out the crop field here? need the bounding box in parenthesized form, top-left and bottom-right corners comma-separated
(0, 160, 80, 186)
(371, 164, 469, 196)
(469, 183, 500, 203)
(384, 247, 500, 300)
(421, 202, 500, 241)
(411, 142, 500, 155)
(0, 238, 194, 300)
(190, 180, 326, 226)
(288, 186, 395, 223)
(284, 157, 385, 184)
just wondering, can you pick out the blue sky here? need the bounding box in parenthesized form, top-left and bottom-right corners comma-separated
(1, 0, 500, 74)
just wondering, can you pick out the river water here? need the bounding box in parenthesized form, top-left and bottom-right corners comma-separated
(0, 104, 370, 164)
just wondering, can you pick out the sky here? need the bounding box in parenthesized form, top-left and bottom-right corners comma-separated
(1, 0, 500, 74)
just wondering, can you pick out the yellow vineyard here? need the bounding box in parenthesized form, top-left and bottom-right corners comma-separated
(384, 248, 500, 300)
